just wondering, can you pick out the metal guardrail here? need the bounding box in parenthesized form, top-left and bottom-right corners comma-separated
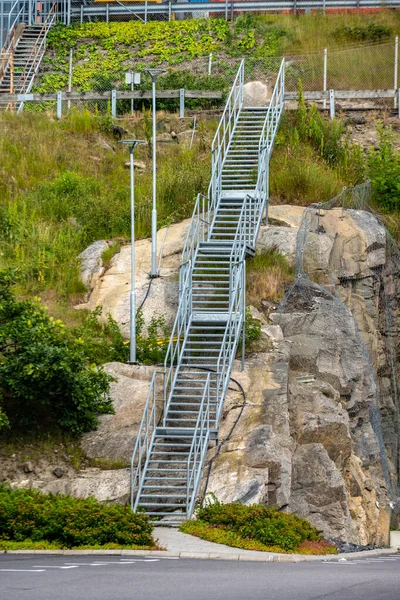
(211, 59, 244, 210)
(186, 373, 211, 518)
(70, 0, 400, 21)
(130, 369, 164, 511)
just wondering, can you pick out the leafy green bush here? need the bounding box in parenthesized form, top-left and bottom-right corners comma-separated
(333, 23, 391, 43)
(368, 124, 400, 213)
(0, 484, 154, 548)
(0, 270, 113, 434)
(194, 499, 324, 552)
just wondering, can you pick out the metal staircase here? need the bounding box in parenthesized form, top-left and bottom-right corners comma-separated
(0, 3, 56, 111)
(131, 59, 285, 524)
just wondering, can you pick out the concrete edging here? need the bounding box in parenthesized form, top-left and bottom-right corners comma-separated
(1, 547, 398, 562)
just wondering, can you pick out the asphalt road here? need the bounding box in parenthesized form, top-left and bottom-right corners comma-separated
(1, 554, 400, 600)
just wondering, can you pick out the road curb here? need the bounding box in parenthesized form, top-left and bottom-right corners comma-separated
(2, 547, 398, 562)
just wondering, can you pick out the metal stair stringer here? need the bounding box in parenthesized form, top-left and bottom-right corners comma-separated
(131, 58, 285, 525)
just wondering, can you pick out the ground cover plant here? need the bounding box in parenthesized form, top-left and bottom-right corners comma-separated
(31, 12, 400, 100)
(181, 499, 337, 555)
(246, 248, 294, 307)
(0, 485, 156, 549)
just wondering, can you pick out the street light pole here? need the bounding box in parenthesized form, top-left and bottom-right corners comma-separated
(121, 139, 145, 364)
(145, 68, 165, 278)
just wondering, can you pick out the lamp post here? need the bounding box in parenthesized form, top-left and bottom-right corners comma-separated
(145, 68, 165, 278)
(121, 139, 145, 364)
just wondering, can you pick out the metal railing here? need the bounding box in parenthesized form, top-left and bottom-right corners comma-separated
(181, 193, 211, 268)
(13, 2, 56, 111)
(210, 59, 244, 207)
(130, 370, 164, 511)
(0, 22, 18, 86)
(163, 259, 193, 425)
(186, 373, 211, 517)
(130, 57, 284, 519)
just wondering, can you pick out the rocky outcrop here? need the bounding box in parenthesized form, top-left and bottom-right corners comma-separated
(204, 205, 397, 546)
(81, 362, 159, 463)
(79, 239, 110, 290)
(9, 204, 395, 544)
(75, 206, 301, 336)
(14, 469, 130, 505)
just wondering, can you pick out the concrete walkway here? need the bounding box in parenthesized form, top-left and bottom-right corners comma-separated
(153, 527, 398, 562)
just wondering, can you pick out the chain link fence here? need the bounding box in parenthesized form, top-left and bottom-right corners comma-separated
(15, 33, 400, 115)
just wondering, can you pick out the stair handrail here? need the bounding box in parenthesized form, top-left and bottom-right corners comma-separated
(0, 24, 19, 84)
(131, 369, 165, 511)
(181, 193, 210, 268)
(215, 258, 245, 425)
(163, 258, 193, 423)
(210, 59, 244, 210)
(14, 2, 57, 110)
(251, 58, 285, 246)
(186, 372, 211, 518)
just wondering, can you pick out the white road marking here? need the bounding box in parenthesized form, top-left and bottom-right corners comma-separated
(0, 569, 45, 572)
(33, 566, 78, 569)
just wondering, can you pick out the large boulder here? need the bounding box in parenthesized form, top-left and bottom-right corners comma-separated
(75, 219, 190, 336)
(243, 81, 268, 107)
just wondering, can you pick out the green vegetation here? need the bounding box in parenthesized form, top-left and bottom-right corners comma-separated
(0, 270, 113, 434)
(180, 499, 337, 555)
(0, 270, 175, 434)
(31, 12, 400, 99)
(0, 110, 211, 298)
(0, 485, 155, 549)
(247, 248, 294, 307)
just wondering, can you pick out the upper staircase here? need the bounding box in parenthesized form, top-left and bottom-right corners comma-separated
(0, 3, 56, 111)
(131, 59, 285, 525)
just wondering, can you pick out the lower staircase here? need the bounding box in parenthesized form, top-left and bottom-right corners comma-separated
(131, 59, 285, 525)
(0, 4, 56, 109)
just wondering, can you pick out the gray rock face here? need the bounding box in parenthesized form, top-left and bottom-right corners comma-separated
(81, 362, 159, 463)
(78, 240, 109, 289)
(204, 207, 396, 546)
(14, 469, 130, 504)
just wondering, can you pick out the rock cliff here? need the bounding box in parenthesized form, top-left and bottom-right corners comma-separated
(6, 205, 399, 545)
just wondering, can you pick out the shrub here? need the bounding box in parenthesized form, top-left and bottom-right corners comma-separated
(194, 499, 325, 552)
(368, 124, 400, 213)
(0, 484, 154, 548)
(0, 270, 113, 434)
(333, 23, 391, 43)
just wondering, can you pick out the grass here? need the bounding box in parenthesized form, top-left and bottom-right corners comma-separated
(180, 521, 337, 556)
(246, 248, 294, 308)
(0, 110, 211, 304)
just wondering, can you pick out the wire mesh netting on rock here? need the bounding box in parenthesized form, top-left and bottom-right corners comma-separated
(274, 181, 400, 504)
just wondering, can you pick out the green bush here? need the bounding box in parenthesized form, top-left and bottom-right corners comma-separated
(333, 23, 391, 43)
(0, 270, 113, 434)
(368, 124, 400, 213)
(0, 485, 154, 548)
(195, 499, 323, 552)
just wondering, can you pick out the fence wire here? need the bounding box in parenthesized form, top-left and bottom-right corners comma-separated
(275, 181, 400, 504)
